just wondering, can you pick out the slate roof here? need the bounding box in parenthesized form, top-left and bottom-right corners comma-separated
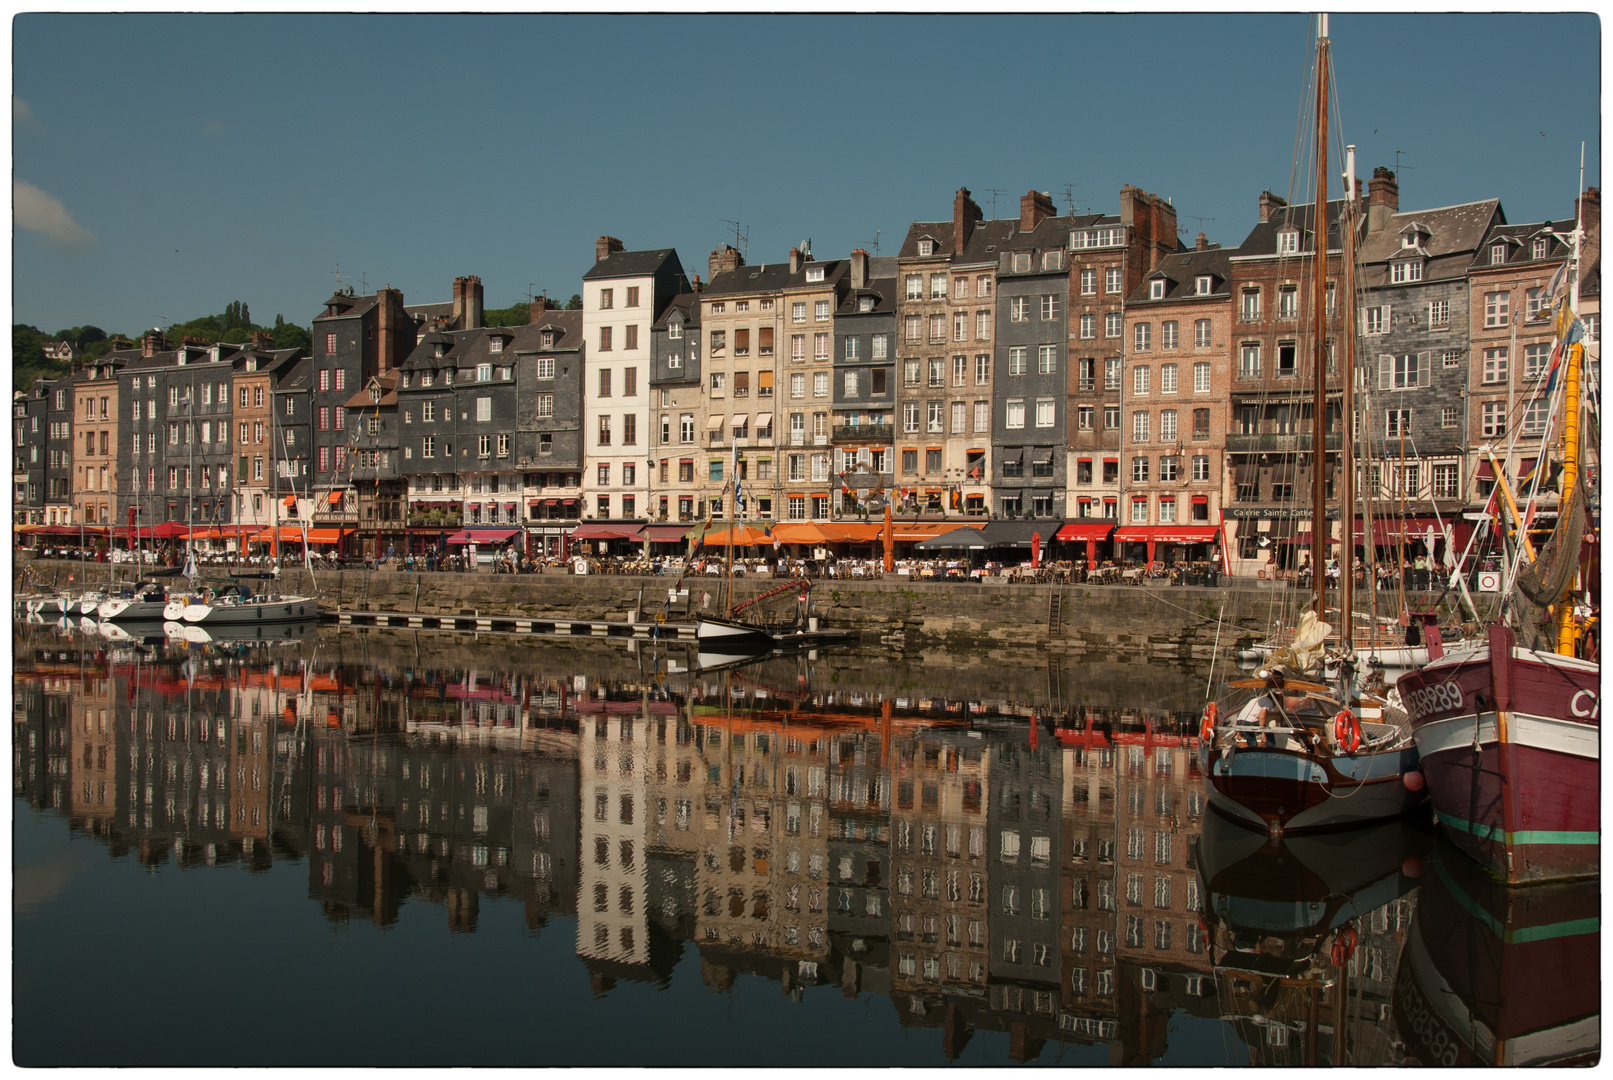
(1468, 218, 1575, 272)
(1233, 198, 1355, 257)
(1356, 199, 1502, 287)
(1128, 247, 1235, 304)
(520, 309, 584, 350)
(277, 357, 313, 392)
(653, 292, 701, 330)
(896, 218, 1019, 263)
(781, 258, 850, 293)
(836, 276, 899, 315)
(343, 371, 400, 409)
(406, 301, 455, 322)
(581, 247, 679, 281)
(313, 290, 379, 322)
(702, 261, 794, 297)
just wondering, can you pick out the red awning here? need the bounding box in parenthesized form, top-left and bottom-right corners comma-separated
(1055, 522, 1116, 542)
(570, 524, 645, 541)
(1476, 460, 1495, 479)
(1114, 525, 1221, 544)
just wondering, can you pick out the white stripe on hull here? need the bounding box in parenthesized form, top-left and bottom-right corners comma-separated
(1414, 711, 1599, 761)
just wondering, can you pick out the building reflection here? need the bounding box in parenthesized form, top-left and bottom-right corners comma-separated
(13, 628, 1423, 1064)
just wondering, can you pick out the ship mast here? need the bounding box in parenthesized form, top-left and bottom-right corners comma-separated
(1554, 143, 1588, 655)
(1341, 143, 1358, 639)
(1309, 13, 1332, 614)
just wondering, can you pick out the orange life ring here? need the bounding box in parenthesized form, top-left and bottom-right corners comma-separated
(1331, 923, 1358, 968)
(1200, 701, 1219, 742)
(1333, 708, 1362, 754)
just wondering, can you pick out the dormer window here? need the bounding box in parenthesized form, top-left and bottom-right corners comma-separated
(918, 239, 934, 257)
(401, 372, 411, 389)
(1011, 252, 1031, 273)
(1041, 250, 1063, 271)
(1196, 275, 1213, 296)
(498, 366, 511, 381)
(1149, 279, 1166, 300)
(489, 337, 503, 353)
(541, 331, 555, 347)
(1532, 237, 1549, 260)
(805, 266, 825, 283)
(443, 369, 453, 386)
(477, 363, 492, 382)
(433, 343, 445, 359)
(1491, 242, 1508, 265)
(1390, 259, 1424, 284)
(421, 373, 433, 388)
(370, 387, 381, 403)
(668, 319, 682, 340)
(859, 296, 875, 313)
(1277, 228, 1300, 256)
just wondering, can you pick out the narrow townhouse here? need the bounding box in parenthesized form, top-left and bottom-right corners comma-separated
(232, 347, 304, 531)
(580, 238, 689, 523)
(894, 189, 1015, 517)
(649, 292, 702, 523)
(1118, 241, 1235, 569)
(70, 350, 130, 526)
(397, 329, 465, 539)
(16, 385, 48, 523)
(831, 250, 900, 508)
(517, 309, 586, 556)
(118, 335, 176, 527)
(780, 246, 850, 519)
(42, 376, 75, 525)
(700, 254, 789, 521)
(342, 369, 403, 556)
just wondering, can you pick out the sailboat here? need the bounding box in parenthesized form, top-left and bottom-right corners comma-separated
(1200, 16, 1426, 836)
(1394, 167, 1600, 884)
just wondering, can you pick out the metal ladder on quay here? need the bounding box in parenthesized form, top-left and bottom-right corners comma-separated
(1047, 588, 1064, 634)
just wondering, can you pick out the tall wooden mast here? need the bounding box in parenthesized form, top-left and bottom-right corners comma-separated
(1310, 14, 1332, 613)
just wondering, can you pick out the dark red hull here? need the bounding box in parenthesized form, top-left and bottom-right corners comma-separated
(1397, 626, 1599, 883)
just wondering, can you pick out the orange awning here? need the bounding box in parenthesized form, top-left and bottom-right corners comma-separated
(326, 490, 344, 505)
(282, 495, 296, 509)
(250, 527, 351, 544)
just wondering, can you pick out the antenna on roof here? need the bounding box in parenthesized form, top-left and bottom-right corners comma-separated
(359, 273, 369, 294)
(331, 263, 343, 293)
(984, 189, 1008, 221)
(1179, 215, 1215, 234)
(719, 217, 750, 262)
(1393, 150, 1415, 172)
(860, 229, 882, 256)
(1057, 184, 1081, 217)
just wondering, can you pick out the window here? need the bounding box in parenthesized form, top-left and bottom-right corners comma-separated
(950, 401, 967, 433)
(813, 372, 828, 398)
(1426, 299, 1451, 327)
(1077, 406, 1093, 430)
(905, 275, 922, 300)
(1134, 323, 1151, 351)
(928, 401, 944, 432)
(1241, 289, 1260, 320)
(1482, 347, 1509, 384)
(1433, 463, 1460, 498)
(975, 354, 991, 385)
(1130, 497, 1148, 523)
(1008, 347, 1026, 376)
(1192, 408, 1210, 440)
(1009, 296, 1029, 323)
(624, 324, 638, 350)
(1481, 401, 1506, 437)
(1385, 409, 1411, 438)
(930, 274, 948, 299)
(1038, 345, 1056, 374)
(711, 372, 726, 394)
(1133, 366, 1150, 395)
(1040, 294, 1059, 320)
(1192, 454, 1210, 481)
(1278, 285, 1299, 319)
(1239, 344, 1260, 379)
(1005, 400, 1025, 429)
(1523, 397, 1549, 435)
(1104, 405, 1119, 429)
(1104, 312, 1122, 338)
(974, 401, 989, 432)
(1132, 411, 1149, 443)
(476, 396, 492, 422)
(1105, 267, 1122, 293)
(1104, 358, 1121, 390)
(1381, 352, 1428, 389)
(815, 300, 830, 321)
(1277, 229, 1299, 256)
(902, 403, 919, 433)
(1149, 279, 1166, 300)
(1532, 237, 1550, 260)
(598, 326, 612, 352)
(1391, 259, 1423, 283)
(1160, 321, 1178, 350)
(1079, 268, 1096, 295)
(1160, 410, 1177, 441)
(1035, 399, 1056, 428)
(951, 355, 967, 386)
(1527, 287, 1549, 321)
(1484, 291, 1510, 328)
(1079, 313, 1096, 339)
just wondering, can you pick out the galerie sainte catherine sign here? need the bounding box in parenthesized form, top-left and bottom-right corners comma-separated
(1225, 507, 1341, 520)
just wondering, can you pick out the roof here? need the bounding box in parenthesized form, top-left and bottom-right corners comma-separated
(836, 276, 899, 315)
(653, 292, 701, 330)
(781, 258, 849, 292)
(581, 247, 680, 281)
(275, 357, 313, 391)
(1356, 199, 1502, 286)
(343, 371, 399, 409)
(313, 290, 379, 322)
(405, 301, 454, 321)
(1128, 247, 1235, 303)
(1469, 218, 1575, 271)
(1233, 197, 1355, 258)
(518, 309, 584, 351)
(896, 218, 1019, 264)
(702, 261, 794, 297)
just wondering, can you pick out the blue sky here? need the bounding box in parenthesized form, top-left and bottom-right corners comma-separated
(13, 12, 1601, 337)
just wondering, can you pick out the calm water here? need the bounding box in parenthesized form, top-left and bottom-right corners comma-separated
(13, 622, 1598, 1067)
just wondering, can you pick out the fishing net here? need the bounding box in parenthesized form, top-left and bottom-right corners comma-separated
(1513, 462, 1590, 650)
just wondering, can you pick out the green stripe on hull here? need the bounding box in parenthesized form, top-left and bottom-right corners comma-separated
(1435, 810, 1599, 848)
(1436, 861, 1600, 944)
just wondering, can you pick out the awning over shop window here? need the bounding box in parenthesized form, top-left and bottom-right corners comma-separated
(327, 490, 344, 505)
(731, 414, 748, 428)
(445, 528, 519, 545)
(1055, 521, 1115, 542)
(707, 415, 725, 430)
(569, 524, 645, 541)
(755, 412, 773, 430)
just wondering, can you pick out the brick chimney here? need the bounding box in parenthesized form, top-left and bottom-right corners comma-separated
(377, 286, 407, 374)
(595, 236, 624, 263)
(789, 247, 802, 274)
(1196, 232, 1210, 251)
(708, 245, 743, 281)
(850, 249, 869, 290)
(142, 332, 164, 358)
(1258, 190, 1288, 223)
(1019, 190, 1056, 233)
(251, 331, 274, 350)
(1119, 185, 1178, 272)
(954, 187, 983, 253)
(451, 275, 484, 330)
(1367, 167, 1399, 235)
(1576, 186, 1600, 242)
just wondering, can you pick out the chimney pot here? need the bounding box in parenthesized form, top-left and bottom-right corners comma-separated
(789, 247, 802, 274)
(596, 235, 624, 263)
(1019, 189, 1055, 233)
(1196, 232, 1209, 251)
(1367, 167, 1400, 235)
(953, 187, 983, 254)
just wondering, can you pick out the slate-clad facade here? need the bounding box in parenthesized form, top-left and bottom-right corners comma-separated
(832, 251, 899, 507)
(516, 311, 586, 545)
(650, 294, 702, 522)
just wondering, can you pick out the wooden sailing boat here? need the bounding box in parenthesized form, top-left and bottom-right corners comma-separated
(1394, 153, 1600, 883)
(694, 472, 775, 653)
(1200, 16, 1425, 836)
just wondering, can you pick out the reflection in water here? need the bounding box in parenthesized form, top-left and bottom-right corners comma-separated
(1393, 836, 1600, 1067)
(14, 623, 1539, 1065)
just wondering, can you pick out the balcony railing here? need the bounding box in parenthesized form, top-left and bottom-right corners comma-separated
(832, 423, 894, 443)
(1223, 433, 1342, 453)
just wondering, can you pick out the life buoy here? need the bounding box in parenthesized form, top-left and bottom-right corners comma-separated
(1200, 701, 1219, 742)
(1331, 923, 1358, 968)
(1333, 708, 1362, 754)
(1257, 569, 1267, 579)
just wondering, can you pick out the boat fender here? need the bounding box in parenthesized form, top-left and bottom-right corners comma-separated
(1330, 924, 1358, 968)
(1333, 708, 1362, 754)
(1199, 702, 1218, 742)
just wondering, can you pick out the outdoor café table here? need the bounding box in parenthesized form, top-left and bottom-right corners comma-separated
(1121, 567, 1146, 585)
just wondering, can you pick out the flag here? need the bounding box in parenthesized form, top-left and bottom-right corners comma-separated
(734, 479, 746, 513)
(1544, 259, 1569, 305)
(968, 460, 982, 481)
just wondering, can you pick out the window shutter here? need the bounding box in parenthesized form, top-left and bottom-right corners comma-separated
(1378, 354, 1395, 390)
(1417, 351, 1433, 388)
(1383, 305, 1392, 328)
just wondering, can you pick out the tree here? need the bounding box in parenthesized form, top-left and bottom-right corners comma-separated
(482, 302, 532, 327)
(566, 294, 583, 310)
(271, 318, 311, 354)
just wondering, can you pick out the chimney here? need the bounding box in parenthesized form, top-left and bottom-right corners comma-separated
(789, 247, 802, 274)
(850, 249, 869, 290)
(142, 332, 162, 358)
(1120, 186, 1177, 272)
(596, 236, 624, 263)
(528, 292, 548, 324)
(692, 273, 703, 293)
(1576, 186, 1600, 241)
(377, 286, 405, 373)
(708, 245, 743, 281)
(1258, 190, 1287, 223)
(1195, 232, 1210, 251)
(1367, 167, 1399, 235)
(953, 187, 983, 252)
(1019, 190, 1056, 233)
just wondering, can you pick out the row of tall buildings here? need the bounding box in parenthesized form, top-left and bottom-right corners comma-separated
(16, 176, 1598, 574)
(16, 636, 1415, 1063)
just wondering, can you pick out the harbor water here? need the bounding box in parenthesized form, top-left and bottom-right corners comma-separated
(13, 622, 1598, 1067)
